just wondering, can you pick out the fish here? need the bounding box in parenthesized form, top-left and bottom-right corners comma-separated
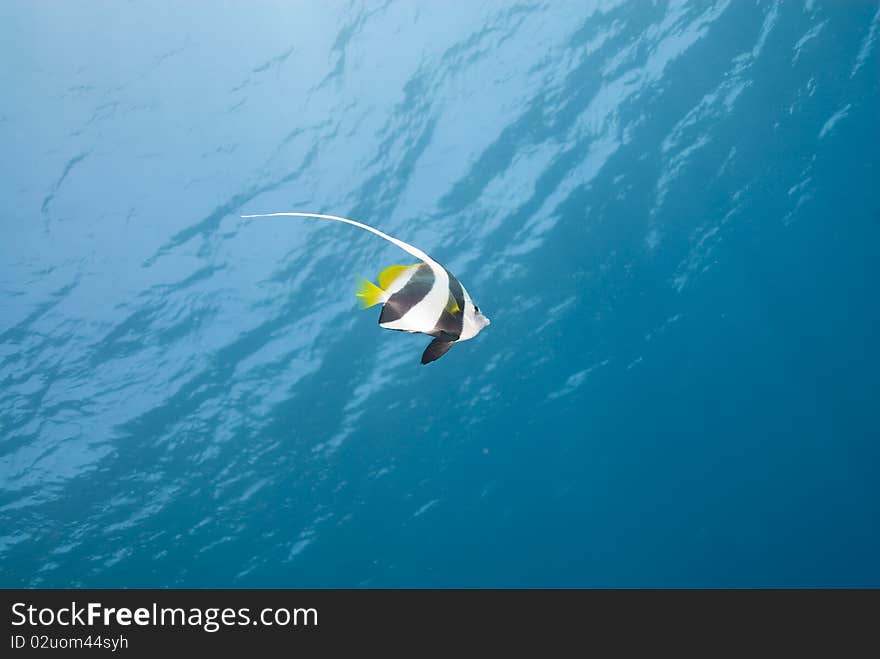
(240, 212, 490, 364)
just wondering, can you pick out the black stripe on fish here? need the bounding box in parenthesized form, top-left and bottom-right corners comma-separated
(448, 270, 465, 316)
(379, 263, 435, 324)
(430, 270, 465, 341)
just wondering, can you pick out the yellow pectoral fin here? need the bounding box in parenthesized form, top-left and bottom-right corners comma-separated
(446, 294, 460, 315)
(355, 277, 385, 309)
(377, 263, 417, 289)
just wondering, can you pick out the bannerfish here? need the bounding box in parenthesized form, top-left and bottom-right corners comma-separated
(240, 212, 490, 364)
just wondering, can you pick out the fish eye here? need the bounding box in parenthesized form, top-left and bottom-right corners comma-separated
(474, 306, 480, 314)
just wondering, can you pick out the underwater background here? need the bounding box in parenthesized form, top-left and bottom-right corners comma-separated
(2, 1, 878, 587)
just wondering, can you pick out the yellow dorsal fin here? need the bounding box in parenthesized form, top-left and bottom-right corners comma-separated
(355, 277, 385, 309)
(378, 264, 416, 290)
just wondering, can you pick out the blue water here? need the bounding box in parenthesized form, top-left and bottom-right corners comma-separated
(2, 1, 879, 588)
